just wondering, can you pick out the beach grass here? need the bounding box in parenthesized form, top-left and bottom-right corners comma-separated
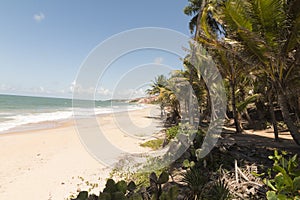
(140, 138, 163, 150)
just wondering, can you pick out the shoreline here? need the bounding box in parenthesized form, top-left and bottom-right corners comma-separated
(0, 101, 148, 135)
(0, 104, 163, 200)
(0, 103, 150, 137)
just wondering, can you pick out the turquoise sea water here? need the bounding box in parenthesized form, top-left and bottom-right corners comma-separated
(0, 94, 142, 133)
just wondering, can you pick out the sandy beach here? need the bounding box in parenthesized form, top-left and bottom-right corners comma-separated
(0, 105, 163, 200)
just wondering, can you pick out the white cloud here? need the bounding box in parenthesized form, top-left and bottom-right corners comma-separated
(70, 80, 76, 92)
(154, 57, 164, 64)
(114, 88, 146, 99)
(70, 81, 95, 94)
(97, 87, 111, 96)
(70, 81, 111, 99)
(132, 88, 146, 97)
(33, 12, 45, 22)
(39, 86, 45, 92)
(0, 84, 8, 90)
(0, 84, 16, 92)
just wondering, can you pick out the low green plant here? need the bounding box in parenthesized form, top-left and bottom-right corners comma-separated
(109, 160, 166, 187)
(72, 191, 88, 200)
(160, 185, 179, 200)
(182, 159, 195, 169)
(165, 125, 179, 142)
(206, 179, 231, 200)
(72, 170, 171, 200)
(71, 191, 99, 200)
(181, 167, 208, 199)
(149, 171, 169, 200)
(264, 150, 300, 200)
(192, 129, 205, 149)
(140, 139, 164, 150)
(72, 179, 142, 200)
(181, 166, 231, 200)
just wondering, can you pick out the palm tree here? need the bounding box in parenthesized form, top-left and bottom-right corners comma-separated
(183, 50, 210, 125)
(147, 75, 168, 96)
(211, 42, 246, 133)
(184, 0, 203, 35)
(146, 75, 168, 117)
(184, 1, 247, 133)
(184, 0, 225, 38)
(251, 72, 280, 141)
(147, 75, 181, 121)
(184, 0, 300, 141)
(221, 0, 300, 144)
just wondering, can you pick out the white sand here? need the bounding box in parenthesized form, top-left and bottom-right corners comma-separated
(0, 105, 163, 200)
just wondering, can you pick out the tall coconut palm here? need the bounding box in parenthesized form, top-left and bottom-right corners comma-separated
(147, 74, 181, 121)
(184, 0, 247, 133)
(184, 0, 225, 38)
(221, 0, 300, 144)
(184, 0, 300, 140)
(146, 75, 168, 117)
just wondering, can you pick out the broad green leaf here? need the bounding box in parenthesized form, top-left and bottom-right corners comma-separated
(116, 180, 127, 194)
(99, 192, 112, 200)
(274, 173, 285, 189)
(264, 178, 277, 191)
(291, 170, 300, 177)
(76, 191, 88, 200)
(149, 172, 158, 183)
(266, 191, 277, 200)
(293, 177, 300, 190)
(273, 165, 287, 174)
(104, 179, 117, 193)
(183, 159, 190, 168)
(127, 181, 136, 191)
(277, 194, 289, 200)
(252, 171, 265, 177)
(158, 171, 169, 184)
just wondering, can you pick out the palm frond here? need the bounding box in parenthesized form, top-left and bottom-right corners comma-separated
(237, 93, 260, 112)
(284, 7, 300, 53)
(223, 0, 253, 31)
(189, 14, 199, 34)
(237, 28, 269, 64)
(252, 0, 285, 48)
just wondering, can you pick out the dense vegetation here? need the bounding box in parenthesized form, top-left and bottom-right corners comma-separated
(71, 0, 300, 199)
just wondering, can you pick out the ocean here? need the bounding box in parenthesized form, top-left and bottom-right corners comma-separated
(0, 94, 143, 133)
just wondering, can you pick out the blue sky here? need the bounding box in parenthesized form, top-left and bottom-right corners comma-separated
(0, 1, 192, 99)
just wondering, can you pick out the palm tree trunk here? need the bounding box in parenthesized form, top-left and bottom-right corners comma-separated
(189, 83, 194, 125)
(244, 109, 253, 126)
(206, 90, 211, 121)
(268, 92, 279, 141)
(194, 0, 207, 39)
(255, 100, 266, 129)
(240, 87, 253, 126)
(230, 80, 243, 133)
(278, 93, 300, 145)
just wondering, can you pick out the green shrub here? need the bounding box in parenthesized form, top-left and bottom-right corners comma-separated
(149, 171, 169, 199)
(181, 167, 208, 199)
(181, 166, 231, 200)
(206, 179, 231, 200)
(182, 159, 195, 169)
(166, 125, 179, 142)
(264, 150, 300, 199)
(71, 172, 171, 200)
